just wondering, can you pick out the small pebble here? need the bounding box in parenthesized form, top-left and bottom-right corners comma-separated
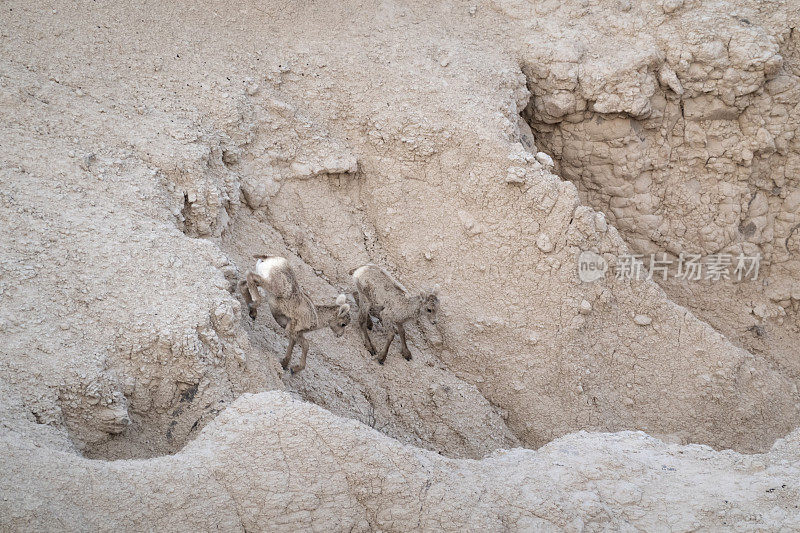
(536, 233, 553, 253)
(535, 151, 554, 168)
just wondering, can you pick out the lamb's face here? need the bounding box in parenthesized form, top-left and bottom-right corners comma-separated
(329, 303, 351, 337)
(421, 292, 440, 325)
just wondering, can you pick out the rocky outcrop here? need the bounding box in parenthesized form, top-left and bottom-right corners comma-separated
(4, 392, 800, 531)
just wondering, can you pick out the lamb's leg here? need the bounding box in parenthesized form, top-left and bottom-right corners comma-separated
(290, 333, 309, 374)
(281, 335, 295, 370)
(245, 271, 264, 319)
(358, 307, 377, 356)
(238, 279, 254, 314)
(354, 291, 373, 330)
(377, 325, 396, 365)
(239, 275, 258, 319)
(397, 323, 412, 361)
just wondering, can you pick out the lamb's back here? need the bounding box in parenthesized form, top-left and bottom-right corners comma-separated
(353, 264, 409, 312)
(255, 256, 296, 299)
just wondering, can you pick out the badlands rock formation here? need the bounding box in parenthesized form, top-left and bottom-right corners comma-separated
(1, 0, 799, 529)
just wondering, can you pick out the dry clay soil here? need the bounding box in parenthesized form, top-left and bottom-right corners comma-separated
(2, 0, 800, 530)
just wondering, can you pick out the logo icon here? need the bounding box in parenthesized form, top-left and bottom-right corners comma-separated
(578, 251, 608, 282)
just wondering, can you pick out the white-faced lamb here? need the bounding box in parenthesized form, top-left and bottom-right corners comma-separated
(239, 255, 351, 373)
(350, 263, 439, 364)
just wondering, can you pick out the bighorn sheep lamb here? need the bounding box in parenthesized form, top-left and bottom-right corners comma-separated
(350, 264, 439, 364)
(239, 255, 351, 373)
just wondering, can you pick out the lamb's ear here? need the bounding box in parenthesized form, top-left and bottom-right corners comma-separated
(337, 303, 351, 316)
(335, 293, 347, 306)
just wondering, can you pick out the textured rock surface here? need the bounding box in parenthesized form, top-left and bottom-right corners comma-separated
(520, 0, 800, 383)
(2, 0, 800, 529)
(4, 392, 800, 531)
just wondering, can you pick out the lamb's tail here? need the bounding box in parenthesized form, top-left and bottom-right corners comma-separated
(253, 253, 276, 260)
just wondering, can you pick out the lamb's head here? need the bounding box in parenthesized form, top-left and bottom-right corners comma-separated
(418, 284, 440, 325)
(328, 294, 352, 337)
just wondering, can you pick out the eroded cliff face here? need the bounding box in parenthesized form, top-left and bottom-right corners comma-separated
(2, 0, 800, 529)
(520, 0, 800, 381)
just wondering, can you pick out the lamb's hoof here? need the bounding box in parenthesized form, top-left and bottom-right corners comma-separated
(290, 364, 304, 374)
(402, 351, 412, 361)
(367, 322, 373, 331)
(280, 360, 290, 371)
(248, 308, 258, 320)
